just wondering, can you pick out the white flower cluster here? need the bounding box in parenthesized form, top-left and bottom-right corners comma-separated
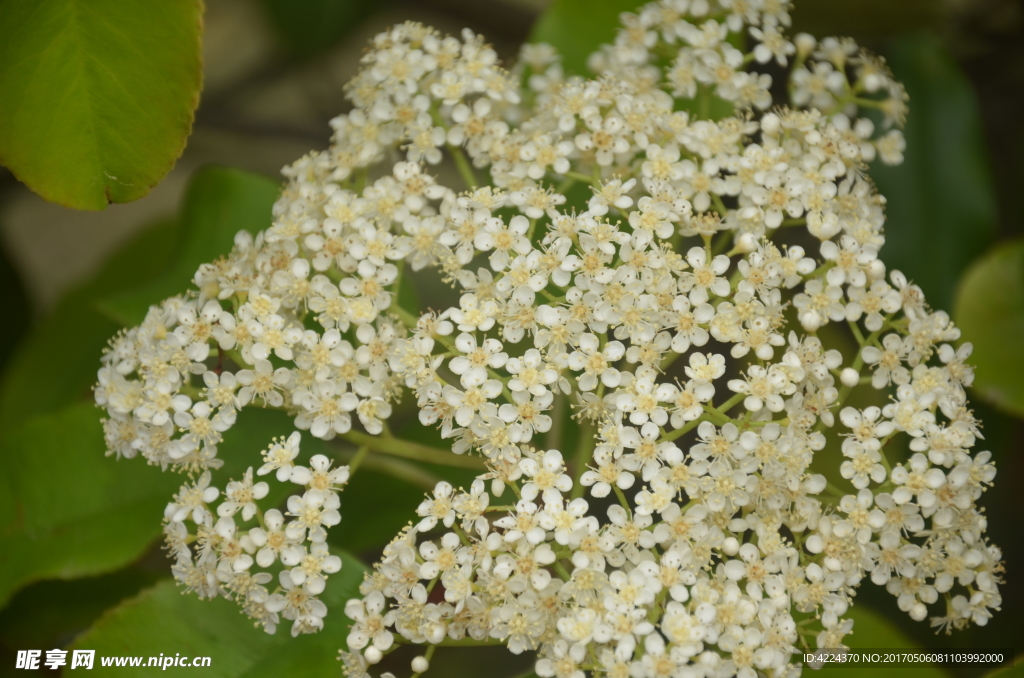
(95, 0, 1002, 675)
(160, 433, 348, 636)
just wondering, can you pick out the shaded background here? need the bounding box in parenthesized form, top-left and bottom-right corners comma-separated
(0, 0, 1020, 674)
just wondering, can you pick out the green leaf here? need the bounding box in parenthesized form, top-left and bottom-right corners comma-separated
(981, 658, 1024, 678)
(0, 401, 335, 607)
(331, 469, 423, 553)
(0, 167, 278, 430)
(871, 34, 997, 312)
(953, 238, 1024, 418)
(98, 166, 280, 327)
(816, 605, 953, 678)
(70, 552, 368, 676)
(0, 218, 179, 432)
(0, 0, 203, 210)
(0, 566, 163, 650)
(0, 404, 181, 607)
(529, 0, 644, 76)
(0, 216, 185, 603)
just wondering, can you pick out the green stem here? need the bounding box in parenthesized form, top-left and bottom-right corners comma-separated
(449, 143, 479, 189)
(486, 505, 515, 513)
(555, 176, 577, 195)
(713, 392, 746, 418)
(545, 391, 567, 452)
(696, 85, 712, 120)
(333, 448, 440, 491)
(711, 230, 733, 256)
(847, 319, 865, 346)
(430, 107, 479, 189)
(389, 302, 419, 329)
(564, 170, 596, 184)
(224, 348, 251, 370)
(825, 481, 847, 499)
(701, 404, 732, 425)
(347, 445, 370, 476)
(660, 415, 705, 443)
(570, 418, 596, 500)
(613, 484, 632, 517)
(411, 644, 437, 678)
(340, 429, 485, 470)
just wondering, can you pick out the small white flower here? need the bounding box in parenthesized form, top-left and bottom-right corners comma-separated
(218, 467, 269, 520)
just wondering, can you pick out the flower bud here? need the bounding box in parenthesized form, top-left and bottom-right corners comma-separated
(840, 368, 860, 388)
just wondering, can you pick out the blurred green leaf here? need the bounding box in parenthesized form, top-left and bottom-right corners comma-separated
(256, 0, 383, 59)
(0, 567, 163, 650)
(0, 404, 180, 607)
(953, 238, 1024, 418)
(331, 469, 422, 553)
(0, 0, 203, 210)
(0, 167, 277, 431)
(981, 658, 1024, 678)
(817, 605, 952, 678)
(0, 397, 337, 607)
(215, 408, 320, 481)
(872, 34, 997, 312)
(0, 219, 179, 432)
(98, 166, 280, 328)
(70, 551, 368, 676)
(0, 211, 185, 606)
(529, 0, 643, 76)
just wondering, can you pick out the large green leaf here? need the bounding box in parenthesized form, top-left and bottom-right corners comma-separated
(954, 238, 1024, 418)
(0, 214, 182, 604)
(0, 0, 203, 210)
(0, 218, 179, 432)
(98, 166, 280, 327)
(69, 552, 368, 676)
(529, 0, 644, 76)
(0, 404, 181, 607)
(0, 566, 163, 651)
(817, 604, 952, 678)
(0, 404, 338, 607)
(872, 34, 997, 312)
